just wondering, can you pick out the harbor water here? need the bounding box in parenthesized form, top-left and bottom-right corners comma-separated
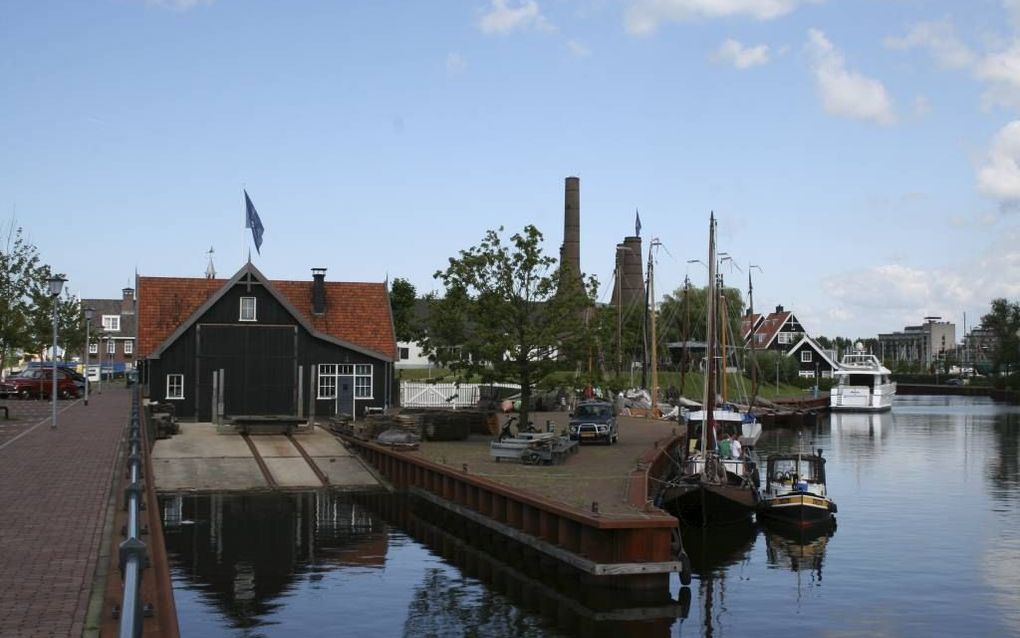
(161, 395, 1020, 636)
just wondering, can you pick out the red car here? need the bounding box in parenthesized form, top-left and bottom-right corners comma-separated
(0, 368, 80, 399)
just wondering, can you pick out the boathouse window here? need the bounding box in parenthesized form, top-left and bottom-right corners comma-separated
(778, 332, 792, 345)
(166, 374, 184, 400)
(801, 351, 813, 363)
(89, 343, 98, 355)
(102, 315, 120, 332)
(355, 364, 373, 398)
(318, 364, 338, 399)
(239, 297, 257, 322)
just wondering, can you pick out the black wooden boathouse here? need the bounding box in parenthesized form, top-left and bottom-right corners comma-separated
(136, 263, 396, 421)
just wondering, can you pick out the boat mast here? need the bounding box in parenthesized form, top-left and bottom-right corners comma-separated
(649, 239, 660, 417)
(702, 214, 718, 456)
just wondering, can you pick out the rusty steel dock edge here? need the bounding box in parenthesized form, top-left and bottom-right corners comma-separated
(343, 432, 687, 585)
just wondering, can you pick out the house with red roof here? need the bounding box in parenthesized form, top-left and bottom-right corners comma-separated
(741, 305, 838, 378)
(136, 262, 396, 421)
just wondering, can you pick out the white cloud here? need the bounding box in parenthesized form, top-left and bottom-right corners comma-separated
(821, 234, 1020, 336)
(478, 0, 556, 35)
(975, 42, 1020, 109)
(978, 120, 1020, 203)
(446, 52, 467, 75)
(145, 0, 212, 9)
(806, 29, 896, 126)
(884, 19, 976, 69)
(712, 38, 770, 68)
(625, 0, 820, 35)
(566, 40, 591, 58)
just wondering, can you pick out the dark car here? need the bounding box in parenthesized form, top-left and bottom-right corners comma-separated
(568, 401, 618, 444)
(1, 368, 80, 399)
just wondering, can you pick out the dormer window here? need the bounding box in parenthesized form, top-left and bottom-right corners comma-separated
(102, 315, 120, 332)
(240, 297, 257, 322)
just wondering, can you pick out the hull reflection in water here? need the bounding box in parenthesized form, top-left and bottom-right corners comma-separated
(369, 493, 689, 638)
(829, 410, 893, 438)
(161, 491, 689, 637)
(761, 518, 835, 577)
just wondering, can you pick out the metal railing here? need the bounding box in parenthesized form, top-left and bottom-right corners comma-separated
(118, 389, 148, 637)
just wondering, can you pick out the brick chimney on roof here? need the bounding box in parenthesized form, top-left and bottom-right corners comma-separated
(122, 288, 135, 315)
(775, 304, 784, 313)
(311, 268, 327, 315)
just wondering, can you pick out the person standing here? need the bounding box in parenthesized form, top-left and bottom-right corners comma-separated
(718, 432, 732, 458)
(731, 435, 743, 460)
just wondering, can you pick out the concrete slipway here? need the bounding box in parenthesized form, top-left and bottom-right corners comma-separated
(151, 424, 381, 492)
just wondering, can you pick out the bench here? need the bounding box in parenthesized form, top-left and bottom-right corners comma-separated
(230, 415, 306, 435)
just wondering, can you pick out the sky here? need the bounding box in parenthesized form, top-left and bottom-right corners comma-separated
(4, 0, 1020, 341)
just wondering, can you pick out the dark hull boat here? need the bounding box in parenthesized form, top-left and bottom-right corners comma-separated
(656, 214, 758, 527)
(660, 476, 759, 527)
(758, 452, 837, 528)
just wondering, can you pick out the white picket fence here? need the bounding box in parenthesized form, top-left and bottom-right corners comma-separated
(399, 382, 520, 409)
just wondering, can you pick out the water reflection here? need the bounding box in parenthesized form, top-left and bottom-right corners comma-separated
(761, 519, 835, 576)
(990, 412, 1020, 496)
(162, 492, 387, 633)
(162, 491, 687, 637)
(829, 411, 892, 439)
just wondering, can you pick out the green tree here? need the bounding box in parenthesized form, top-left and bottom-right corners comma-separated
(982, 298, 1020, 374)
(389, 277, 419, 343)
(426, 225, 597, 427)
(0, 221, 46, 369)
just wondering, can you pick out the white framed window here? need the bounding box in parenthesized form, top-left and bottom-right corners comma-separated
(801, 350, 813, 363)
(355, 364, 373, 398)
(88, 343, 98, 355)
(318, 364, 338, 399)
(124, 341, 133, 355)
(102, 315, 120, 332)
(240, 297, 257, 322)
(778, 332, 792, 344)
(338, 364, 354, 375)
(166, 374, 184, 400)
(107, 340, 116, 354)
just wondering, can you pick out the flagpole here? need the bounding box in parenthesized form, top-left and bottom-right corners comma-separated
(241, 184, 247, 265)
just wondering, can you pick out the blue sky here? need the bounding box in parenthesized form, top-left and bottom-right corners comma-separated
(4, 0, 1020, 340)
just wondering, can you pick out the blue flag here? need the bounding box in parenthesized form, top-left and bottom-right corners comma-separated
(244, 190, 264, 254)
(635, 209, 641, 237)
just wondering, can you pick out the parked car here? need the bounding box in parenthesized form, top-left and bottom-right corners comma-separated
(568, 400, 618, 444)
(24, 362, 89, 396)
(1, 368, 80, 399)
(945, 378, 967, 386)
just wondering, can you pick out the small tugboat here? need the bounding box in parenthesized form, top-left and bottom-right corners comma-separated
(757, 449, 837, 527)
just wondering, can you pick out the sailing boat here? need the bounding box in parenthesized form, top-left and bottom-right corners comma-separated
(656, 214, 760, 527)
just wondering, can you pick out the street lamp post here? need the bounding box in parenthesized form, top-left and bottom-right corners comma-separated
(47, 275, 66, 429)
(84, 307, 94, 406)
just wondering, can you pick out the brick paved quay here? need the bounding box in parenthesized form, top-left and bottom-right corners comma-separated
(407, 411, 687, 517)
(0, 388, 130, 637)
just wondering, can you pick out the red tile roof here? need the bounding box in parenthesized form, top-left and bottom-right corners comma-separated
(752, 310, 792, 348)
(136, 273, 395, 360)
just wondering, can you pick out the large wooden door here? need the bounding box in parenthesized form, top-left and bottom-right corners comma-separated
(196, 324, 297, 421)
